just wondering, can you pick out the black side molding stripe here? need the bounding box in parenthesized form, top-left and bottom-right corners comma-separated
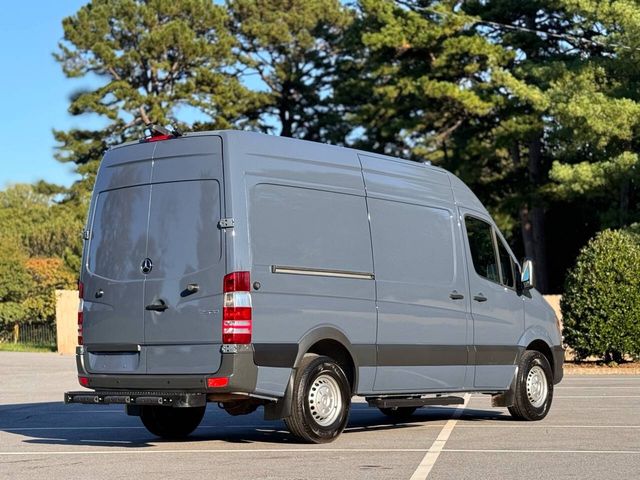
(252, 344, 524, 368)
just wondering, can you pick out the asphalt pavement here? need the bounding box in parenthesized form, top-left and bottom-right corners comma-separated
(1, 352, 639, 479)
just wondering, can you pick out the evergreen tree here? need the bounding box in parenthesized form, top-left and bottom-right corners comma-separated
(228, 0, 353, 141)
(338, 0, 513, 159)
(54, 0, 260, 170)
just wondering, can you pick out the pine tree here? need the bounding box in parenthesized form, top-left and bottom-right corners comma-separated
(54, 0, 260, 170)
(228, 0, 353, 141)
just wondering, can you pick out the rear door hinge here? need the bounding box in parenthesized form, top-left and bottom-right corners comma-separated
(218, 218, 235, 229)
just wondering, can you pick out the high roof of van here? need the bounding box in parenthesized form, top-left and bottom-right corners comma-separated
(107, 129, 489, 217)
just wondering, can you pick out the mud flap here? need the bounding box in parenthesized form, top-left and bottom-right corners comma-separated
(263, 371, 294, 420)
(491, 368, 518, 407)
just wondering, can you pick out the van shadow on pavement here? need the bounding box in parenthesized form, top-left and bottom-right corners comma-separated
(0, 401, 510, 447)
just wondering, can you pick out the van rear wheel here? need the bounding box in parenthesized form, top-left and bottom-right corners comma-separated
(284, 354, 351, 443)
(508, 350, 553, 421)
(140, 405, 206, 439)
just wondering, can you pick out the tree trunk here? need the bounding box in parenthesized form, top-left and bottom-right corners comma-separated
(620, 178, 630, 226)
(279, 81, 293, 138)
(515, 135, 549, 293)
(527, 136, 549, 292)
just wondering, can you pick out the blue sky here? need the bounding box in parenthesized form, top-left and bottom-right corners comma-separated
(0, 1, 96, 188)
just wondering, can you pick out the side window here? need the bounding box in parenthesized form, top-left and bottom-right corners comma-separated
(465, 216, 499, 283)
(497, 239, 515, 288)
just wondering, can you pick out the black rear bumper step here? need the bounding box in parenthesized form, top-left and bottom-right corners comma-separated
(366, 395, 464, 409)
(65, 391, 206, 408)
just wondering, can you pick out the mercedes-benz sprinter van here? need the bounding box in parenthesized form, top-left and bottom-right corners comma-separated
(66, 130, 563, 443)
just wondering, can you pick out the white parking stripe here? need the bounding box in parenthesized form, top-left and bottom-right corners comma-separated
(0, 448, 425, 456)
(442, 448, 640, 454)
(409, 394, 470, 480)
(557, 386, 640, 389)
(2, 423, 638, 433)
(0, 425, 285, 432)
(454, 424, 640, 429)
(470, 395, 640, 399)
(0, 447, 639, 457)
(554, 395, 640, 398)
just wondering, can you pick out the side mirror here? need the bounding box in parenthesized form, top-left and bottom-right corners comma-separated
(520, 259, 535, 291)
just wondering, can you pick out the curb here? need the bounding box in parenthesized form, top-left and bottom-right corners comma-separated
(564, 367, 640, 375)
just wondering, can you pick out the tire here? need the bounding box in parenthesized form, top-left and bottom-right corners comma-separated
(379, 406, 417, 421)
(140, 405, 206, 439)
(284, 354, 351, 443)
(508, 350, 553, 421)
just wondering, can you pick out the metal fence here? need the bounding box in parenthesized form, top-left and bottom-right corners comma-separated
(0, 323, 57, 347)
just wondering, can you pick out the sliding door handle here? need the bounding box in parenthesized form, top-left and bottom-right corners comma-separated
(473, 294, 488, 303)
(449, 291, 464, 300)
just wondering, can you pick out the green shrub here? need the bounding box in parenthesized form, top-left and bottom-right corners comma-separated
(561, 229, 640, 362)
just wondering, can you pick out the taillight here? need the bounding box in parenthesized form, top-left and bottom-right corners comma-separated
(78, 282, 84, 346)
(222, 271, 252, 344)
(207, 377, 229, 388)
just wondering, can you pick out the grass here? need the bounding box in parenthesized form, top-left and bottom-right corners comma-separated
(0, 342, 56, 353)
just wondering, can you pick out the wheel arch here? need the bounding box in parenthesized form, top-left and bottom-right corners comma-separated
(525, 339, 555, 379)
(295, 326, 359, 393)
(263, 326, 362, 422)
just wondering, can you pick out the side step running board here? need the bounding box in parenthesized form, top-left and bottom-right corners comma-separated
(65, 390, 206, 408)
(366, 395, 464, 409)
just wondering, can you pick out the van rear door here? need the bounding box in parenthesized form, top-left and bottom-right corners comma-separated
(143, 136, 226, 374)
(83, 136, 226, 375)
(83, 143, 155, 374)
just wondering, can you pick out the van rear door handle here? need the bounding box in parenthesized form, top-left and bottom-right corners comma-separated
(449, 291, 464, 300)
(145, 300, 168, 312)
(473, 294, 488, 302)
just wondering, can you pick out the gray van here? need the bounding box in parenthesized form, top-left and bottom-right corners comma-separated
(65, 129, 563, 443)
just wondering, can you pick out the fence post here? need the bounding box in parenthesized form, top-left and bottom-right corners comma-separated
(13, 323, 19, 344)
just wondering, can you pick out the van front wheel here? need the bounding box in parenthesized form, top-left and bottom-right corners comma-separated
(508, 350, 553, 421)
(284, 354, 351, 443)
(140, 405, 206, 439)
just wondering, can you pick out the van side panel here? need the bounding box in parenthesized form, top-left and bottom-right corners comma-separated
(224, 133, 377, 395)
(359, 155, 471, 392)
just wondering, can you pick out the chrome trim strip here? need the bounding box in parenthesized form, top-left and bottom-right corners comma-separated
(271, 265, 375, 280)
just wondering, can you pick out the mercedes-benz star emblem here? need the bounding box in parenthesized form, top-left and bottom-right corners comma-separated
(141, 258, 153, 274)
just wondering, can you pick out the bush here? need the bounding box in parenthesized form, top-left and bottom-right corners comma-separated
(561, 229, 640, 362)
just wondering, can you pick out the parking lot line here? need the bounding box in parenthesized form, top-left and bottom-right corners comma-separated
(0, 425, 284, 431)
(470, 394, 640, 398)
(2, 423, 638, 433)
(555, 384, 640, 392)
(453, 424, 640, 429)
(409, 394, 470, 480)
(0, 448, 427, 456)
(442, 448, 640, 454)
(553, 395, 640, 398)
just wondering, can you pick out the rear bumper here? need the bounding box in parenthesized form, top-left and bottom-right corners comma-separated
(65, 390, 207, 408)
(552, 345, 564, 384)
(72, 344, 258, 395)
